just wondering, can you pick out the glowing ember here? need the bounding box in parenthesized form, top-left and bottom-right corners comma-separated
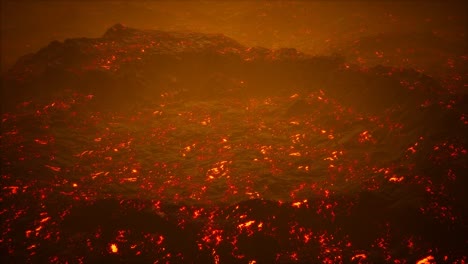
(416, 255, 434, 264)
(110, 243, 118, 253)
(1, 11, 466, 263)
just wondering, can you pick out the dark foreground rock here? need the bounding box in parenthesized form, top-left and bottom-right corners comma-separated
(2, 194, 466, 263)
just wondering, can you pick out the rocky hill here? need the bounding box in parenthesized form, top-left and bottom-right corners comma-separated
(2, 23, 454, 114)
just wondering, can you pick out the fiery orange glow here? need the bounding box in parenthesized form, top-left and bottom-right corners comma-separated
(351, 253, 367, 261)
(416, 255, 434, 264)
(110, 243, 118, 253)
(238, 220, 255, 229)
(0, 2, 466, 263)
(388, 176, 404, 183)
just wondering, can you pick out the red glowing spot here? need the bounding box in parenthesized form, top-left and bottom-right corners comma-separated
(153, 201, 161, 210)
(193, 209, 203, 219)
(407, 238, 414, 249)
(94, 137, 102, 142)
(34, 139, 48, 145)
(375, 51, 384, 58)
(91, 171, 107, 179)
(416, 255, 434, 264)
(27, 244, 37, 250)
(157, 235, 164, 245)
(407, 146, 417, 154)
(388, 176, 404, 183)
(123, 177, 137, 183)
(110, 243, 118, 253)
(40, 217, 51, 223)
(447, 169, 456, 181)
(44, 165, 61, 172)
(238, 220, 255, 229)
(290, 252, 298, 261)
(292, 200, 307, 208)
(6, 186, 19, 194)
(358, 131, 373, 143)
(116, 230, 126, 242)
(351, 254, 367, 261)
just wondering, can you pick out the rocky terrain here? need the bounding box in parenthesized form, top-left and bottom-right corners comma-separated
(1, 24, 467, 263)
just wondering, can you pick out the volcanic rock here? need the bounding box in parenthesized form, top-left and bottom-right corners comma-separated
(2, 24, 446, 114)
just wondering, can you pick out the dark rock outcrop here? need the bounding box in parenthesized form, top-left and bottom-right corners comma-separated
(2, 24, 447, 114)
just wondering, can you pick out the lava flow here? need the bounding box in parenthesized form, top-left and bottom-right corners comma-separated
(1, 2, 467, 263)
